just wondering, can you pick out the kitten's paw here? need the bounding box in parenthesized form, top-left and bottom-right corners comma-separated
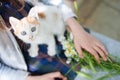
(28, 49, 38, 57)
(48, 50, 56, 56)
(58, 36, 64, 42)
(29, 52, 38, 57)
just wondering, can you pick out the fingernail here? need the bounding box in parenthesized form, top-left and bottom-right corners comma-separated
(105, 58, 107, 61)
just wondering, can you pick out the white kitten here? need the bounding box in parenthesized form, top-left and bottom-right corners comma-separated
(9, 5, 65, 57)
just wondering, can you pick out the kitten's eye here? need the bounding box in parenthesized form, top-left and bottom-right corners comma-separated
(21, 31, 26, 36)
(31, 27, 36, 32)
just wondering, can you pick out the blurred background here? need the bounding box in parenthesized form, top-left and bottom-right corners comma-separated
(64, 0, 120, 41)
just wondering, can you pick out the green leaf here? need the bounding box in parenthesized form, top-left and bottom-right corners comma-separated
(76, 71, 92, 79)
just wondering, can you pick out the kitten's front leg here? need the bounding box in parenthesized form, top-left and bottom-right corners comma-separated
(28, 44, 39, 57)
(46, 36, 56, 56)
(57, 30, 65, 42)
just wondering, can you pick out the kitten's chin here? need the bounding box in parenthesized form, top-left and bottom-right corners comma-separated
(29, 38, 34, 41)
(28, 39, 34, 43)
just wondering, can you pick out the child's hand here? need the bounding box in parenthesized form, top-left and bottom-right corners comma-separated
(26, 72, 67, 80)
(66, 17, 108, 63)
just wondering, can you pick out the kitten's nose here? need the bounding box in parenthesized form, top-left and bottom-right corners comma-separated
(29, 36, 33, 40)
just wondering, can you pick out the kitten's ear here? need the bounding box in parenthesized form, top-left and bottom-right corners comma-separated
(9, 17, 20, 29)
(38, 12, 46, 19)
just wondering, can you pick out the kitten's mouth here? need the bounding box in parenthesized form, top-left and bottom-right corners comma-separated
(29, 38, 34, 41)
(29, 36, 34, 41)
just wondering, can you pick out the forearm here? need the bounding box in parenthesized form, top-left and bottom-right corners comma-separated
(66, 17, 85, 35)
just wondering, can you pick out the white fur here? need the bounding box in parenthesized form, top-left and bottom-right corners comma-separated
(9, 4, 65, 57)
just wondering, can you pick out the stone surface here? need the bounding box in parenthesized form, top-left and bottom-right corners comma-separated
(85, 3, 120, 41)
(77, 0, 102, 24)
(79, 0, 120, 41)
(104, 0, 120, 10)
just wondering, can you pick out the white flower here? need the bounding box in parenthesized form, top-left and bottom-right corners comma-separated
(62, 41, 71, 49)
(65, 50, 73, 57)
(71, 49, 77, 55)
(66, 58, 72, 64)
(61, 33, 79, 64)
(70, 33, 73, 39)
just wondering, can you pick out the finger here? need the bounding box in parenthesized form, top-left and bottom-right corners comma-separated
(74, 42, 84, 58)
(100, 45, 108, 56)
(94, 46, 107, 61)
(96, 41, 108, 55)
(63, 77, 68, 80)
(87, 48, 100, 63)
(51, 72, 66, 79)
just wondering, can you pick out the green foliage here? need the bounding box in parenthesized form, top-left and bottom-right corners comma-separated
(61, 31, 120, 80)
(73, 1, 80, 22)
(61, 1, 120, 79)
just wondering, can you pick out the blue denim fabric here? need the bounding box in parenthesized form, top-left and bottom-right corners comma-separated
(22, 44, 77, 80)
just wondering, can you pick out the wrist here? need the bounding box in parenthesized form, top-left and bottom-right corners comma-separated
(66, 17, 84, 33)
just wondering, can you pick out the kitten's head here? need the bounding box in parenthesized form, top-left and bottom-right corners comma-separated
(9, 16, 39, 43)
